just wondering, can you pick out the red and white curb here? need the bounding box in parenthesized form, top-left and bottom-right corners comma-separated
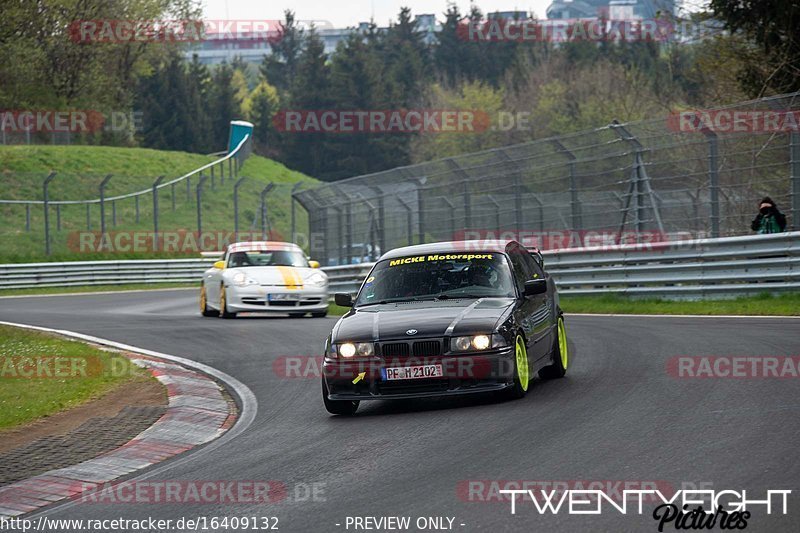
(0, 322, 256, 518)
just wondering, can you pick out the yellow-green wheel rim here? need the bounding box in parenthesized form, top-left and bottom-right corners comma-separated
(558, 317, 568, 369)
(220, 286, 226, 312)
(515, 335, 529, 391)
(200, 285, 207, 311)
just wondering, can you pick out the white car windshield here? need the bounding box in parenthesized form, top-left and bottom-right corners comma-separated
(355, 252, 516, 306)
(227, 250, 308, 268)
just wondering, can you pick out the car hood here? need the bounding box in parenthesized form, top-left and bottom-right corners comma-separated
(225, 266, 321, 287)
(332, 298, 515, 341)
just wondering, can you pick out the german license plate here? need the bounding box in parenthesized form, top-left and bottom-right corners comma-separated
(268, 293, 300, 302)
(381, 364, 443, 381)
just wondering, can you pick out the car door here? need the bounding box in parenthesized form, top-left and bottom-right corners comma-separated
(507, 243, 551, 363)
(521, 248, 555, 360)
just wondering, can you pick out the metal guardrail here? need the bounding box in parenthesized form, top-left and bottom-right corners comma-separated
(0, 233, 797, 298)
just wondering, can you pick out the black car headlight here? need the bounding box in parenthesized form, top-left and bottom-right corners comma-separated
(453, 334, 504, 352)
(333, 342, 375, 358)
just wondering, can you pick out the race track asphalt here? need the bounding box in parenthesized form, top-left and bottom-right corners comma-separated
(0, 289, 798, 532)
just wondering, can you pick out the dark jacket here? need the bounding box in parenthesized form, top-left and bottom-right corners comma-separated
(751, 207, 787, 234)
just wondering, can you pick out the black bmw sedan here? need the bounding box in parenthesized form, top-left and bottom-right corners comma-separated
(321, 239, 568, 415)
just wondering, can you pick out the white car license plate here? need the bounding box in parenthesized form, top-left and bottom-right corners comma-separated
(382, 364, 443, 381)
(268, 293, 300, 302)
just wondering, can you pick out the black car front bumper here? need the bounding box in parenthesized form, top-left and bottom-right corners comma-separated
(322, 347, 516, 400)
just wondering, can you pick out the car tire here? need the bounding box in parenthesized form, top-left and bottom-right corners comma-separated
(218, 285, 237, 319)
(539, 314, 568, 379)
(200, 284, 219, 317)
(506, 334, 530, 399)
(322, 379, 359, 416)
(311, 311, 328, 318)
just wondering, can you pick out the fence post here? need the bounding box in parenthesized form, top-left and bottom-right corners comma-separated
(220, 159, 225, 185)
(210, 166, 215, 189)
(25, 203, 30, 231)
(442, 197, 456, 239)
(260, 183, 276, 240)
(367, 185, 386, 254)
(186, 177, 191, 202)
(86, 204, 91, 230)
(610, 120, 664, 243)
(234, 177, 247, 241)
(43, 172, 57, 255)
(152, 175, 165, 251)
(487, 195, 501, 232)
(135, 195, 140, 223)
(397, 197, 414, 246)
(197, 175, 209, 235)
(791, 131, 800, 230)
(414, 179, 426, 244)
(514, 174, 523, 231)
(57, 204, 62, 231)
(171, 183, 176, 211)
(551, 139, 581, 233)
(99, 174, 112, 236)
(112, 201, 116, 227)
(335, 207, 344, 264)
(703, 127, 721, 238)
(291, 182, 303, 243)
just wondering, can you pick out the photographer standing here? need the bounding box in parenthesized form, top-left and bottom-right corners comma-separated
(751, 197, 787, 234)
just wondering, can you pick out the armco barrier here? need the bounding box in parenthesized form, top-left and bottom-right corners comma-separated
(0, 232, 797, 298)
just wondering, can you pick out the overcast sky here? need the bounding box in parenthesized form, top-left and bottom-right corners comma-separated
(202, 0, 555, 28)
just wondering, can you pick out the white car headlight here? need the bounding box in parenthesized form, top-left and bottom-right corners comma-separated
(336, 342, 374, 358)
(306, 272, 328, 287)
(452, 334, 493, 352)
(232, 272, 259, 287)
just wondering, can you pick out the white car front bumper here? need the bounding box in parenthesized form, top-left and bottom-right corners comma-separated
(225, 285, 328, 313)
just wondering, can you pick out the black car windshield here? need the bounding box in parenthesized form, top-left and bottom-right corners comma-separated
(354, 252, 515, 306)
(227, 250, 308, 268)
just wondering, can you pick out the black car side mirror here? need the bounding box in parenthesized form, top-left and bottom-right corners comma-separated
(523, 279, 547, 297)
(334, 293, 353, 307)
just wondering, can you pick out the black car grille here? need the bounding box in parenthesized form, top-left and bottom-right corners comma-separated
(413, 340, 441, 357)
(379, 339, 442, 357)
(380, 342, 410, 357)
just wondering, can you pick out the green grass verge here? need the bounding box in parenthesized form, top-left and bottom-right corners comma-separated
(559, 292, 800, 316)
(0, 324, 158, 430)
(0, 145, 316, 263)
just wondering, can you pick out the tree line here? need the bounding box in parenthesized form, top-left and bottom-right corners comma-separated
(1, 1, 797, 181)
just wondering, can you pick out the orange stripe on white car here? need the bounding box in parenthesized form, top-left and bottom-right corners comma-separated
(277, 266, 303, 289)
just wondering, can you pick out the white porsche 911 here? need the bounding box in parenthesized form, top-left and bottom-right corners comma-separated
(199, 241, 329, 318)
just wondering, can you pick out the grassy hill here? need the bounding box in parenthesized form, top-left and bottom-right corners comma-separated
(0, 145, 317, 263)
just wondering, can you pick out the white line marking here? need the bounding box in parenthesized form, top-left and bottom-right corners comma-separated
(0, 287, 195, 299)
(566, 313, 800, 319)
